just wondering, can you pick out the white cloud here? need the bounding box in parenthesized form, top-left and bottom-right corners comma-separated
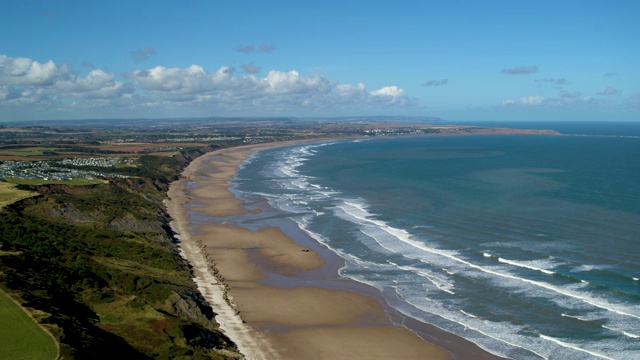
(134, 65, 206, 92)
(369, 86, 410, 105)
(0, 54, 413, 118)
(0, 55, 133, 111)
(335, 83, 366, 99)
(501, 88, 611, 109)
(0, 55, 71, 86)
(264, 70, 333, 94)
(519, 95, 545, 105)
(56, 69, 132, 99)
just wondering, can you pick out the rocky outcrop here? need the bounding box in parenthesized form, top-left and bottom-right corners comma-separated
(49, 202, 103, 223)
(161, 289, 216, 325)
(106, 212, 166, 233)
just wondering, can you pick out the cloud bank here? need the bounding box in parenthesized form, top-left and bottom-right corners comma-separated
(501, 90, 605, 108)
(0, 54, 412, 119)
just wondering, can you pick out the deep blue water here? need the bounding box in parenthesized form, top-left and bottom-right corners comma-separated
(226, 122, 640, 359)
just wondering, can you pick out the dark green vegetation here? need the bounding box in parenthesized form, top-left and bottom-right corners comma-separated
(0, 147, 239, 359)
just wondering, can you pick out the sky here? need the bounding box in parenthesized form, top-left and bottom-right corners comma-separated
(1, 0, 639, 122)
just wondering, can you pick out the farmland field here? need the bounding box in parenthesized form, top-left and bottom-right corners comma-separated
(4, 178, 107, 186)
(0, 182, 37, 209)
(0, 147, 75, 156)
(0, 289, 58, 360)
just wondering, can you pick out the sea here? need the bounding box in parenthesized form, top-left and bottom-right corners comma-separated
(225, 121, 640, 360)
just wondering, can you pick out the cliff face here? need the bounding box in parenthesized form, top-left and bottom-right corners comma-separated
(0, 146, 238, 359)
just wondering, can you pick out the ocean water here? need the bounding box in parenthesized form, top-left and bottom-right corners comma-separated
(227, 122, 640, 359)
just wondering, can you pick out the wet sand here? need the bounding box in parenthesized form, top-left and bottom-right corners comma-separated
(166, 141, 502, 360)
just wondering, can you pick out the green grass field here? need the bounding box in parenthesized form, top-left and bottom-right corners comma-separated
(0, 182, 37, 209)
(4, 178, 107, 186)
(0, 289, 58, 360)
(0, 147, 67, 157)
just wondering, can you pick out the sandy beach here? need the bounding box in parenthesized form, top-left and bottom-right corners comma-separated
(166, 141, 501, 360)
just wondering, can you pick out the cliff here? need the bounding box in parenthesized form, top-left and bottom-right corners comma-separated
(0, 145, 240, 359)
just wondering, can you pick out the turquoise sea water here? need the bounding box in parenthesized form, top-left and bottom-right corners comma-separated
(227, 122, 640, 359)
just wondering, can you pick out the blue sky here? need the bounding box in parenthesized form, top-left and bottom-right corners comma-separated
(1, 0, 638, 122)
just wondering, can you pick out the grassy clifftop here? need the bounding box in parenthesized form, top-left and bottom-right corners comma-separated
(0, 146, 240, 359)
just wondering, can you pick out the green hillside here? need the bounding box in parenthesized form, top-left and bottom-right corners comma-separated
(0, 148, 239, 359)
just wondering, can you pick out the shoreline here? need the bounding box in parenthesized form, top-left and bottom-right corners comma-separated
(166, 139, 502, 359)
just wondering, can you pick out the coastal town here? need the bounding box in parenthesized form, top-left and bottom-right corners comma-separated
(0, 157, 131, 182)
(0, 117, 559, 185)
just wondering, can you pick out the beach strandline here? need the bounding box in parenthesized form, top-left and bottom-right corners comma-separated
(166, 140, 502, 360)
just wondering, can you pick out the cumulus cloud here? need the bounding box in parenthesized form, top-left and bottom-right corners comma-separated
(0, 55, 132, 109)
(369, 86, 410, 105)
(423, 79, 448, 87)
(1, 54, 412, 117)
(126, 64, 411, 109)
(596, 86, 620, 96)
(334, 83, 367, 103)
(56, 69, 132, 99)
(501, 66, 538, 75)
(234, 44, 256, 53)
(131, 64, 244, 95)
(259, 43, 277, 53)
(0, 55, 71, 86)
(264, 70, 331, 94)
(241, 62, 261, 74)
(129, 47, 156, 61)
